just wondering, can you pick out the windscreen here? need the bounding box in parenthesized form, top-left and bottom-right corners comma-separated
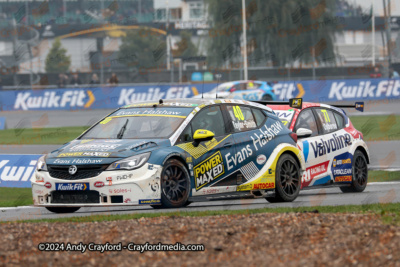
(81, 107, 193, 139)
(273, 109, 295, 128)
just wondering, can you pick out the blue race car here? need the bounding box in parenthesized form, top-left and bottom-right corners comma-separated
(32, 98, 304, 213)
(195, 80, 276, 101)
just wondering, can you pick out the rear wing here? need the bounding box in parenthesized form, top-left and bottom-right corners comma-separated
(253, 98, 303, 109)
(253, 98, 364, 112)
(330, 102, 364, 112)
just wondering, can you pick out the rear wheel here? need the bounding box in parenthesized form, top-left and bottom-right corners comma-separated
(45, 207, 80, 213)
(340, 150, 368, 193)
(266, 154, 300, 203)
(152, 159, 190, 209)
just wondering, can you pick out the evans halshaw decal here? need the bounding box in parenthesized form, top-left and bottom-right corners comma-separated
(0, 155, 40, 188)
(194, 151, 224, 190)
(52, 158, 104, 164)
(226, 121, 283, 171)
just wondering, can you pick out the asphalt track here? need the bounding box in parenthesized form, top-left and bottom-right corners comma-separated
(1, 182, 399, 222)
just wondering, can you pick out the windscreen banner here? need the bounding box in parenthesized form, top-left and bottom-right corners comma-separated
(0, 78, 399, 111)
(0, 154, 41, 188)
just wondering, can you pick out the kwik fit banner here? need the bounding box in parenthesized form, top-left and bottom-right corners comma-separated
(0, 155, 41, 188)
(0, 84, 215, 111)
(273, 78, 400, 101)
(1, 78, 399, 111)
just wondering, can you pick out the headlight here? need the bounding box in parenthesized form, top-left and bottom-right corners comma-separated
(106, 152, 151, 171)
(37, 155, 48, 171)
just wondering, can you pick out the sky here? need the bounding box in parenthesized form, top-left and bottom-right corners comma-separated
(353, 0, 400, 16)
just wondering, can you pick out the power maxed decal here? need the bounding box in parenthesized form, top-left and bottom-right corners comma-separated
(194, 151, 224, 190)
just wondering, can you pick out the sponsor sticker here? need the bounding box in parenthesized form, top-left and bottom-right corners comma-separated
(237, 183, 252, 191)
(44, 182, 52, 189)
(335, 176, 352, 182)
(55, 183, 90, 191)
(333, 168, 352, 175)
(333, 158, 351, 167)
(194, 151, 224, 190)
(253, 183, 275, 190)
(94, 181, 104, 188)
(256, 154, 267, 165)
(138, 199, 161, 205)
(35, 175, 44, 183)
(57, 152, 111, 157)
(302, 161, 329, 187)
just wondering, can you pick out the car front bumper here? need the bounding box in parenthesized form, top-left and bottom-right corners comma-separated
(31, 163, 163, 207)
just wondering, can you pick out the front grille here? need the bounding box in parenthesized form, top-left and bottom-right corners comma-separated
(51, 190, 100, 204)
(48, 164, 108, 180)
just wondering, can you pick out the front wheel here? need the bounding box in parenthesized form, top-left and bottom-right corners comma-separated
(153, 159, 190, 209)
(340, 150, 368, 193)
(45, 207, 80, 213)
(266, 154, 301, 203)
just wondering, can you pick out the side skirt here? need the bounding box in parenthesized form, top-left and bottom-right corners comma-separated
(189, 190, 275, 202)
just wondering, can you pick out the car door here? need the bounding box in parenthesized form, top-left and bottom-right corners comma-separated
(223, 104, 260, 185)
(313, 108, 353, 184)
(293, 108, 331, 188)
(176, 105, 237, 195)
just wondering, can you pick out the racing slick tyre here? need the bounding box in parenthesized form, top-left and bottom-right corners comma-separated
(340, 150, 368, 193)
(262, 95, 273, 101)
(266, 154, 301, 203)
(45, 207, 81, 213)
(152, 159, 191, 209)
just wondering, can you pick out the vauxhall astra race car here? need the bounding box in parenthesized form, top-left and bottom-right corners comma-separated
(267, 99, 369, 193)
(194, 80, 276, 101)
(33, 98, 305, 213)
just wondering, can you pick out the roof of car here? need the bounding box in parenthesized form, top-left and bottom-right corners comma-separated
(122, 98, 273, 112)
(268, 102, 347, 115)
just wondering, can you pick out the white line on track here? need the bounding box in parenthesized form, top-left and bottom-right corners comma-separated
(0, 206, 33, 210)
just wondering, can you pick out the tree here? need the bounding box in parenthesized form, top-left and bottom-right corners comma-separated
(45, 38, 71, 73)
(118, 27, 167, 70)
(173, 31, 198, 58)
(205, 0, 341, 67)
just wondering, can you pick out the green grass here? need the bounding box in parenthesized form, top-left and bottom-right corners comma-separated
(0, 126, 89, 145)
(368, 171, 400, 182)
(350, 115, 400, 141)
(5, 202, 400, 224)
(1, 171, 399, 208)
(0, 187, 33, 207)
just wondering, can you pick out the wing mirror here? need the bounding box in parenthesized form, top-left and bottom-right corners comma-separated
(296, 128, 313, 138)
(192, 129, 215, 147)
